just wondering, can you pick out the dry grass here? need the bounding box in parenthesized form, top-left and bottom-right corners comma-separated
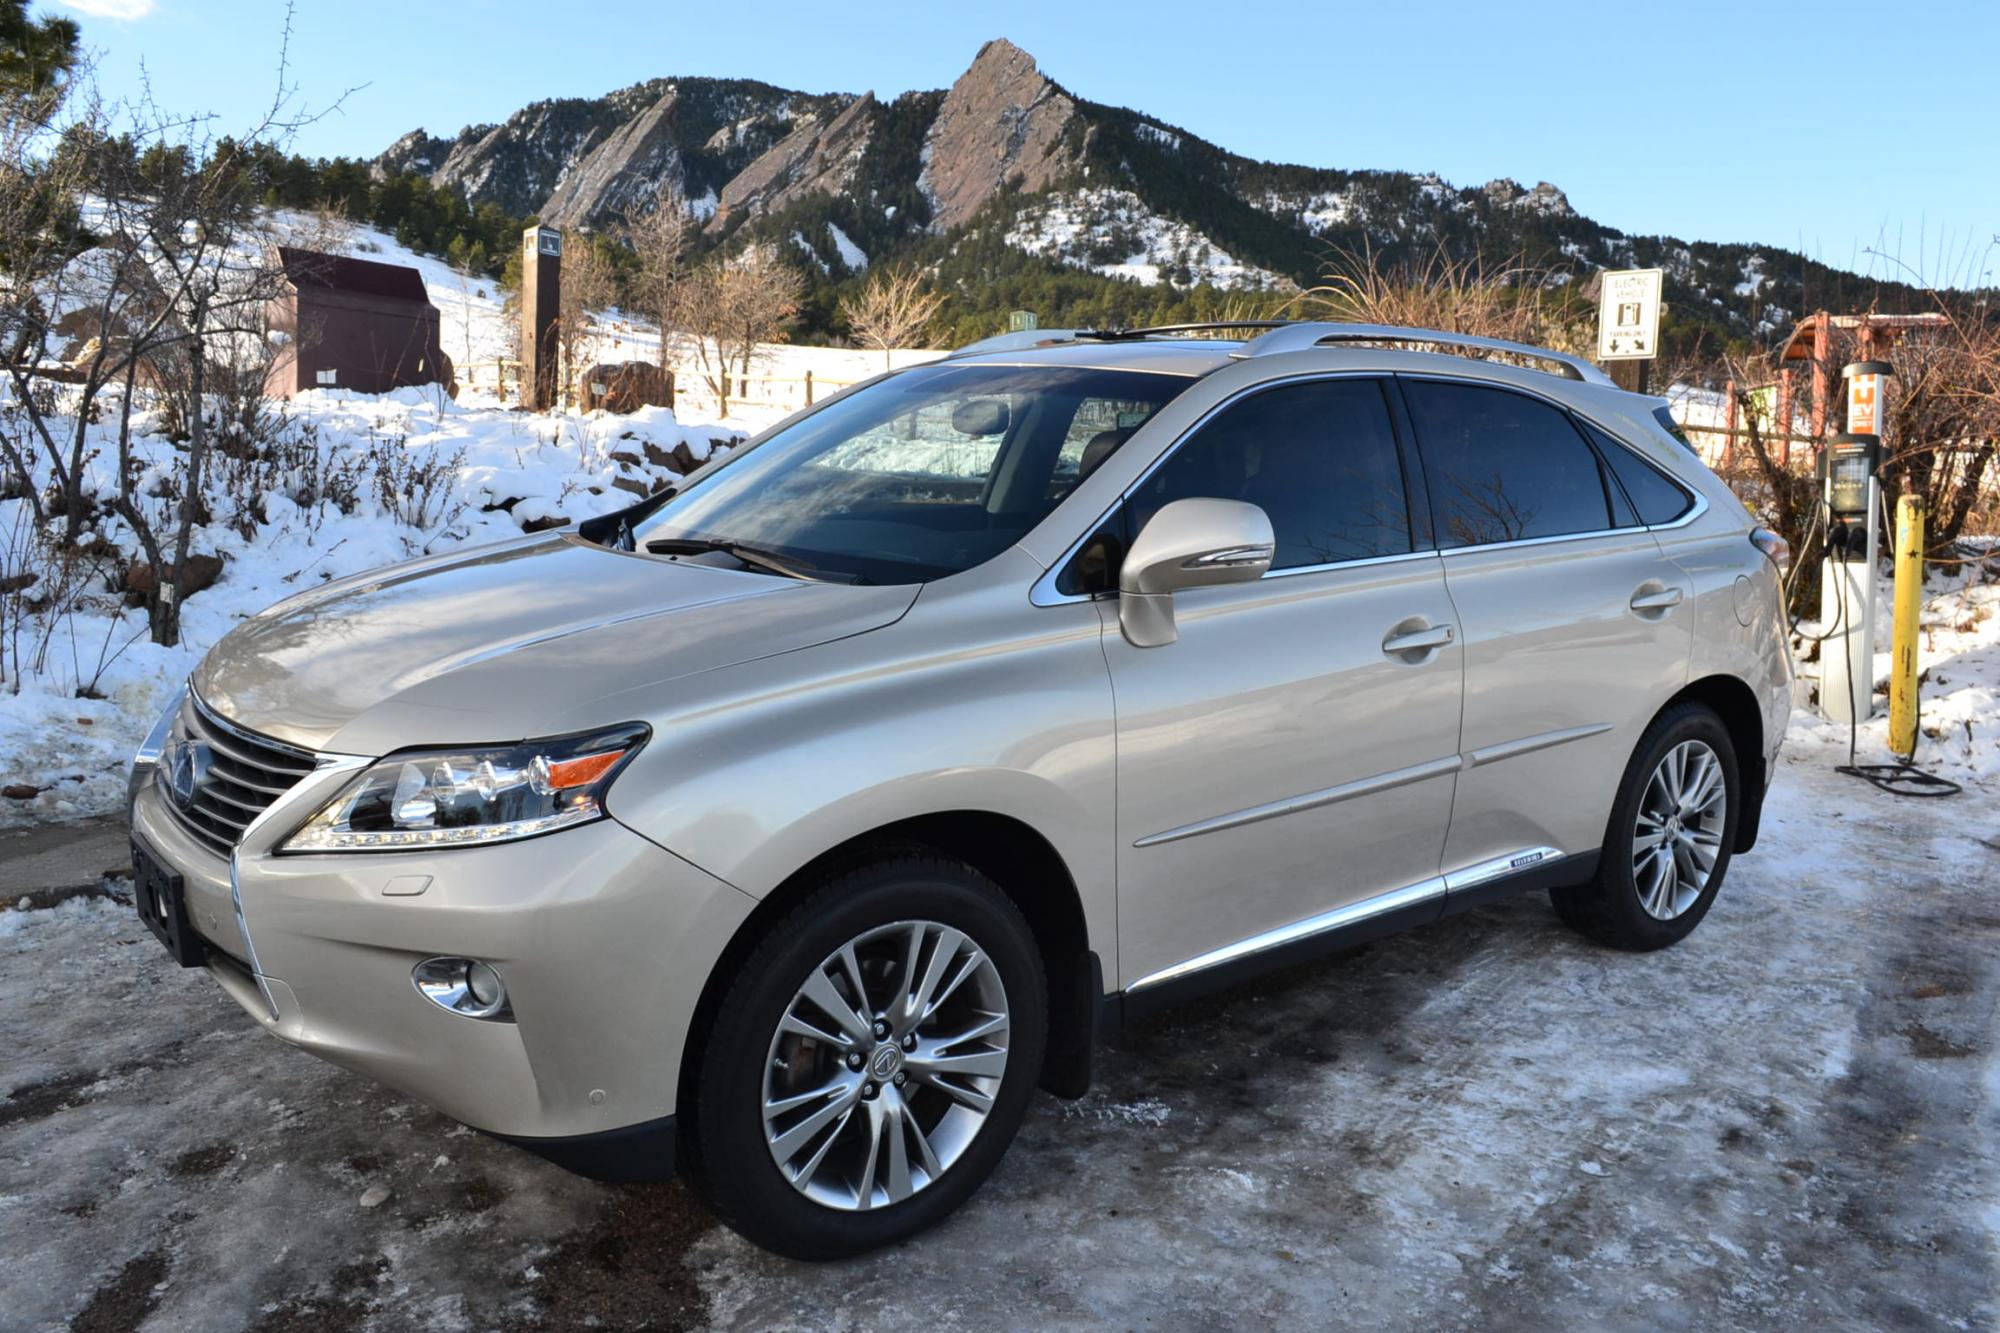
(1282, 243, 1595, 363)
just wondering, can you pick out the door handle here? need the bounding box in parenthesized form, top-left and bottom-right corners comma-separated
(1629, 585, 1685, 613)
(1382, 622, 1456, 656)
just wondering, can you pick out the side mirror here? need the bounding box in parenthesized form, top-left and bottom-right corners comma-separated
(1118, 498, 1274, 647)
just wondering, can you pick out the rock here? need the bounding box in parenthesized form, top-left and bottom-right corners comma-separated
(125, 553, 224, 604)
(2, 783, 41, 800)
(919, 40, 1079, 232)
(540, 89, 685, 229)
(579, 362, 671, 415)
(358, 1184, 390, 1208)
(707, 93, 876, 234)
(607, 449, 644, 469)
(610, 475, 652, 499)
(0, 571, 35, 595)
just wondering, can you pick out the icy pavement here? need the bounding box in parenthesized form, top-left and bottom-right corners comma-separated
(1, 746, 1993, 1330)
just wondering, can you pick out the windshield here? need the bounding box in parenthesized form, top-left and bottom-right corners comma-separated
(634, 363, 1195, 584)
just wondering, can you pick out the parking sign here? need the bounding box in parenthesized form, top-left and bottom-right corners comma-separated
(1597, 268, 1663, 361)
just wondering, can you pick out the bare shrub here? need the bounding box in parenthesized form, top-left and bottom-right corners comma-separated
(675, 247, 803, 414)
(555, 235, 619, 406)
(366, 433, 466, 533)
(840, 266, 946, 369)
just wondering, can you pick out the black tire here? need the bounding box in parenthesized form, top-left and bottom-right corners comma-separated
(1551, 702, 1741, 950)
(680, 852, 1047, 1260)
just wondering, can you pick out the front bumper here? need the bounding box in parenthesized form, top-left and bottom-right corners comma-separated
(130, 776, 756, 1146)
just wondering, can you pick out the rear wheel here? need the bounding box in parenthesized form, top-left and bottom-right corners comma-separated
(682, 853, 1046, 1259)
(1552, 703, 1739, 950)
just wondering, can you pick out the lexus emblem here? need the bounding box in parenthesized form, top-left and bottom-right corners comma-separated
(165, 738, 212, 810)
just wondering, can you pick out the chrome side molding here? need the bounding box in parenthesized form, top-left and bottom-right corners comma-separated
(1134, 724, 1611, 849)
(1133, 754, 1463, 848)
(1126, 844, 1572, 993)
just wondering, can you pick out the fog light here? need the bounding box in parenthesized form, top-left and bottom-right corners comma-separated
(412, 956, 512, 1021)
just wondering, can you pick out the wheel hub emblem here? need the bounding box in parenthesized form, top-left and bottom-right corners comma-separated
(870, 1044, 904, 1079)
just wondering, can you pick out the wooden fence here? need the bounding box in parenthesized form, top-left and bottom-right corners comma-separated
(456, 359, 861, 418)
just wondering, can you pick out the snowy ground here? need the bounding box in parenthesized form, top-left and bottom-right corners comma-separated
(1, 721, 1994, 1330)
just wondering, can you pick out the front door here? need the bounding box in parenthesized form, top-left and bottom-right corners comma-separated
(1100, 377, 1465, 991)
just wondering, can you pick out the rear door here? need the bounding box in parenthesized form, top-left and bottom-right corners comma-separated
(1398, 377, 1694, 890)
(1101, 376, 1465, 992)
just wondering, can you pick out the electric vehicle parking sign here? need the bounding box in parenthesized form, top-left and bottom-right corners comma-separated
(1597, 268, 1663, 361)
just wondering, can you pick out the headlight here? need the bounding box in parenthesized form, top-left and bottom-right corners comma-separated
(280, 724, 648, 853)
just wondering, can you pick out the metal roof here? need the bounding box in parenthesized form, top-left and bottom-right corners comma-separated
(276, 247, 430, 304)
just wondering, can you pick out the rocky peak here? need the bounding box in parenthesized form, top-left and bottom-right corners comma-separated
(707, 93, 876, 234)
(539, 88, 687, 229)
(918, 39, 1077, 233)
(1482, 177, 1573, 217)
(425, 97, 635, 219)
(374, 128, 453, 179)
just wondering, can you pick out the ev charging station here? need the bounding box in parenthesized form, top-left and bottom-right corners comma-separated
(1817, 361, 1892, 724)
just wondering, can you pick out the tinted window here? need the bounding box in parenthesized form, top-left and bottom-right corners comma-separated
(634, 364, 1191, 584)
(1587, 423, 1694, 525)
(1127, 378, 1411, 570)
(1403, 381, 1612, 548)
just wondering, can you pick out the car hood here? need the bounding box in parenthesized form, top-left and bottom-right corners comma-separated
(193, 533, 919, 755)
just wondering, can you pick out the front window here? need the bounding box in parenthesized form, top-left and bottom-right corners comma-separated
(635, 364, 1195, 584)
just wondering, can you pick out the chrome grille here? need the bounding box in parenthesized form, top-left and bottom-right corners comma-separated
(157, 694, 318, 858)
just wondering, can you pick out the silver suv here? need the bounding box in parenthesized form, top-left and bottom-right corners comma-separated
(128, 322, 1791, 1257)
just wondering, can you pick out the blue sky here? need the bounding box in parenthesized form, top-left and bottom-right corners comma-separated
(56, 0, 1999, 285)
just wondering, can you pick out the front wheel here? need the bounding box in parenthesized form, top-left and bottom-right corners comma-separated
(1552, 702, 1740, 950)
(681, 853, 1047, 1259)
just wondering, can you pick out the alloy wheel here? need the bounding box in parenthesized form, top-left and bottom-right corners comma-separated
(1631, 739, 1727, 920)
(761, 920, 1010, 1210)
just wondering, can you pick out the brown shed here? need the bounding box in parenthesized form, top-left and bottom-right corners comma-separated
(264, 247, 454, 398)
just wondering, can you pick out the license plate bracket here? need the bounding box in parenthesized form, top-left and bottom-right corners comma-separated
(133, 838, 206, 968)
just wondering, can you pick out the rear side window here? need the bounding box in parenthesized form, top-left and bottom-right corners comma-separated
(1584, 423, 1694, 526)
(1128, 378, 1412, 570)
(1403, 380, 1612, 548)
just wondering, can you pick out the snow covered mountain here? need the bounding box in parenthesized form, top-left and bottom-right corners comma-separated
(376, 39, 1921, 343)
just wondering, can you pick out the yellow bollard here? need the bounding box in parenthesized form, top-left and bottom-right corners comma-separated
(1888, 494, 1926, 758)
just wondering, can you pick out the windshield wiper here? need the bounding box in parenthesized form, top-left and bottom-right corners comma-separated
(642, 537, 860, 584)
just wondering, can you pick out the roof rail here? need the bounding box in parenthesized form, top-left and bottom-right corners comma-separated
(947, 321, 1293, 360)
(1235, 322, 1616, 386)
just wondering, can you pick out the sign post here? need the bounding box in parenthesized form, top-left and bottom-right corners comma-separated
(1596, 267, 1663, 394)
(520, 226, 562, 411)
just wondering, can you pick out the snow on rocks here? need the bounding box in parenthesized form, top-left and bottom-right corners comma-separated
(1004, 187, 1289, 291)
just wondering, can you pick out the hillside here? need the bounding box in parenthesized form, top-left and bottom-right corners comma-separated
(376, 39, 1935, 354)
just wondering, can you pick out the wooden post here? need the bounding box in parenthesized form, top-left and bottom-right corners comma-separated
(1775, 369, 1794, 469)
(805, 369, 814, 406)
(520, 227, 561, 411)
(1608, 360, 1652, 395)
(1888, 494, 1926, 758)
(1722, 378, 1737, 470)
(1808, 312, 1831, 439)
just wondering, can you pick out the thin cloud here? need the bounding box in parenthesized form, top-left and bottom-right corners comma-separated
(60, 0, 157, 18)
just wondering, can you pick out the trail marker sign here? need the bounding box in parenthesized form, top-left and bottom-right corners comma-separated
(1597, 268, 1663, 361)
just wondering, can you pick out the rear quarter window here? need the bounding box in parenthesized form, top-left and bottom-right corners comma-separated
(1584, 422, 1695, 526)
